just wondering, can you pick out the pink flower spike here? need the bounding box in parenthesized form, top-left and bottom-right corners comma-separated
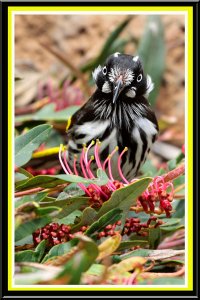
(73, 153, 92, 197)
(108, 157, 114, 182)
(80, 146, 89, 179)
(79, 146, 107, 197)
(63, 149, 73, 175)
(94, 140, 103, 169)
(59, 145, 91, 197)
(117, 147, 129, 184)
(84, 140, 95, 167)
(73, 155, 79, 176)
(86, 156, 95, 179)
(165, 181, 174, 196)
(103, 146, 119, 171)
(107, 184, 116, 192)
(154, 176, 165, 189)
(59, 144, 70, 175)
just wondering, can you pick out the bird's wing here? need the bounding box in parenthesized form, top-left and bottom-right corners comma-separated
(65, 96, 95, 142)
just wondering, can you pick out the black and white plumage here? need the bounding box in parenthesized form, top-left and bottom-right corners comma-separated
(66, 53, 159, 181)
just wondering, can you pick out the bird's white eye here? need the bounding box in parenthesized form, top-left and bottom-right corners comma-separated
(102, 66, 107, 75)
(137, 74, 143, 82)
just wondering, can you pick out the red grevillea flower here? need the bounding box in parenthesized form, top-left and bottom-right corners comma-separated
(138, 176, 174, 217)
(58, 141, 129, 205)
(58, 141, 174, 216)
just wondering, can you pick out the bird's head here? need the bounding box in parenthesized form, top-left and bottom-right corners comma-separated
(92, 53, 154, 103)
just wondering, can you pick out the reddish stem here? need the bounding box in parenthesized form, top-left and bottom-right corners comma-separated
(15, 187, 44, 197)
(164, 163, 185, 182)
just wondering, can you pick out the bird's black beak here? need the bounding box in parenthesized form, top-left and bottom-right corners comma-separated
(113, 76, 123, 104)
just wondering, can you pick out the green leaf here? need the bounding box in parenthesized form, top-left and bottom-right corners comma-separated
(86, 208, 122, 236)
(176, 152, 185, 164)
(15, 195, 32, 208)
(47, 197, 88, 219)
(15, 240, 46, 263)
(97, 178, 152, 228)
(15, 173, 29, 182)
(34, 192, 49, 203)
(159, 218, 184, 232)
(16, 167, 33, 179)
(40, 197, 88, 208)
(15, 192, 48, 208)
(167, 158, 177, 171)
(97, 234, 122, 260)
(15, 235, 33, 246)
(137, 15, 165, 106)
(86, 264, 105, 276)
(172, 201, 185, 218)
(15, 103, 80, 122)
(148, 226, 161, 249)
(15, 216, 51, 242)
(35, 206, 61, 216)
(57, 210, 82, 225)
(56, 235, 98, 284)
(42, 239, 78, 263)
(117, 240, 148, 251)
(57, 183, 85, 200)
(43, 128, 64, 148)
(16, 169, 109, 191)
(120, 248, 152, 261)
(140, 159, 158, 177)
(40, 195, 88, 219)
(15, 124, 52, 167)
(71, 207, 98, 232)
(15, 175, 66, 190)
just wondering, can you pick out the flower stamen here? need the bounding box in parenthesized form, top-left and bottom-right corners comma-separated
(117, 147, 129, 184)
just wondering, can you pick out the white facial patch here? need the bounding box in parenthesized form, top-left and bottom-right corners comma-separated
(108, 67, 134, 86)
(102, 81, 111, 93)
(144, 75, 154, 98)
(92, 65, 102, 82)
(114, 52, 120, 57)
(133, 56, 139, 62)
(126, 88, 136, 98)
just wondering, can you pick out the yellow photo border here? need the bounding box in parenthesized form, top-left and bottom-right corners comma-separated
(8, 5, 193, 292)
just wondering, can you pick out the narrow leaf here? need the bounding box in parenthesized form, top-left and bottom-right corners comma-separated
(15, 124, 52, 167)
(97, 234, 122, 260)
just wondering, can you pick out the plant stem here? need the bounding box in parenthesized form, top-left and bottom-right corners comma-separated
(164, 163, 185, 182)
(15, 183, 69, 198)
(15, 187, 44, 197)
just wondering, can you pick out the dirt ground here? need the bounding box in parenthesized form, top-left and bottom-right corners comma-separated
(15, 14, 185, 147)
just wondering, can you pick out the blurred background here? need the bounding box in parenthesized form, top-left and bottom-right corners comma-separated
(14, 14, 185, 170)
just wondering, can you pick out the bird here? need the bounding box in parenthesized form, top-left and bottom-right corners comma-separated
(65, 52, 159, 181)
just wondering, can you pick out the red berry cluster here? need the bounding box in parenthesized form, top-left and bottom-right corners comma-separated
(88, 181, 123, 209)
(96, 220, 122, 239)
(33, 215, 164, 248)
(26, 166, 58, 176)
(88, 184, 112, 208)
(32, 223, 91, 247)
(123, 216, 164, 236)
(113, 180, 124, 189)
(138, 176, 174, 217)
(32, 223, 73, 247)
